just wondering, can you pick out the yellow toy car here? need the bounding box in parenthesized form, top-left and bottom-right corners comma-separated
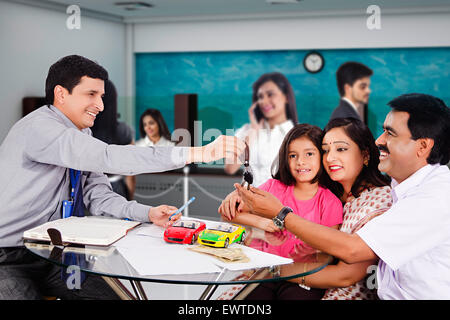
(198, 223, 246, 248)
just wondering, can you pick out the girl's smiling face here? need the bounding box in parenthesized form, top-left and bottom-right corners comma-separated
(288, 136, 322, 184)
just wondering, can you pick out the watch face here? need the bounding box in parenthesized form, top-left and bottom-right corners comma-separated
(304, 52, 324, 73)
(272, 217, 283, 229)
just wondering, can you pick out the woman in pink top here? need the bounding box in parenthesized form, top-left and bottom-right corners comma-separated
(218, 124, 342, 299)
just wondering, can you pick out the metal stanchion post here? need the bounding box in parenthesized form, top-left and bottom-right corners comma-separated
(183, 165, 190, 217)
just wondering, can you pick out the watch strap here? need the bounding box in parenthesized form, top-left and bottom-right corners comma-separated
(277, 206, 293, 221)
(272, 206, 293, 229)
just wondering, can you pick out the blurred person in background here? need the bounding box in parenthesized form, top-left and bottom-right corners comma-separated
(91, 79, 135, 200)
(136, 108, 175, 147)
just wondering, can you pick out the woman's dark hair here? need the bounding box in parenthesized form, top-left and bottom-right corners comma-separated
(45, 55, 108, 105)
(388, 93, 450, 165)
(139, 108, 172, 141)
(322, 118, 390, 199)
(91, 79, 120, 143)
(273, 124, 324, 186)
(252, 72, 298, 124)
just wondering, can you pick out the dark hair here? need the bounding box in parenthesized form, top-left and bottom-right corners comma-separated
(91, 79, 119, 143)
(273, 124, 323, 186)
(336, 62, 373, 97)
(45, 55, 108, 105)
(322, 118, 390, 199)
(139, 108, 172, 141)
(388, 93, 450, 165)
(252, 72, 298, 124)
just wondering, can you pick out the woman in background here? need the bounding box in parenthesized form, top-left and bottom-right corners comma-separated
(224, 72, 298, 187)
(136, 108, 175, 147)
(91, 79, 135, 200)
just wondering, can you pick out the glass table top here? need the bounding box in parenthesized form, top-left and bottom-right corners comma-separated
(24, 221, 333, 286)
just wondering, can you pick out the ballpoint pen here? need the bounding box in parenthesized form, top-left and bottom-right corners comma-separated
(169, 196, 196, 220)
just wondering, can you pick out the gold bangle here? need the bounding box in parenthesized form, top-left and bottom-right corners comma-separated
(301, 263, 307, 286)
(298, 263, 310, 290)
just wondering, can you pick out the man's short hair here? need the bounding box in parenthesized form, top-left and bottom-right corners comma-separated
(45, 55, 108, 105)
(388, 93, 450, 165)
(336, 62, 373, 97)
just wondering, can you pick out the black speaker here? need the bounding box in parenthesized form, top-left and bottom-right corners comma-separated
(174, 94, 198, 146)
(22, 97, 46, 117)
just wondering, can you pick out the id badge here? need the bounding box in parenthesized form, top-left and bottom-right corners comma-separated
(62, 200, 74, 219)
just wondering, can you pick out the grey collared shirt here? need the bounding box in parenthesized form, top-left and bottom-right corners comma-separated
(0, 105, 188, 247)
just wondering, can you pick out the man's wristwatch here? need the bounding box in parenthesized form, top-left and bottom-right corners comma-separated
(272, 206, 293, 230)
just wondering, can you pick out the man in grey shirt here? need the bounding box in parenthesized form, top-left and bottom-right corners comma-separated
(0, 55, 245, 299)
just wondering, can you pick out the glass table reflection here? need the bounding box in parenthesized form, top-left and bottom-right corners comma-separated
(24, 222, 332, 300)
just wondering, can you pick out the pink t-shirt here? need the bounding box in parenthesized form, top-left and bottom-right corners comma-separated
(249, 179, 343, 258)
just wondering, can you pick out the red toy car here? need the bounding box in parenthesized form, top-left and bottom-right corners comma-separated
(163, 219, 206, 245)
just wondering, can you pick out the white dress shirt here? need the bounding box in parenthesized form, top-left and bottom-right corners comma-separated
(357, 164, 450, 299)
(342, 97, 358, 113)
(135, 136, 175, 147)
(234, 120, 294, 188)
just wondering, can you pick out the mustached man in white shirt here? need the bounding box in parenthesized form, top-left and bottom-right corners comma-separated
(234, 93, 450, 300)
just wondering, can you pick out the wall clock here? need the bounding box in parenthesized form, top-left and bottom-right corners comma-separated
(303, 51, 324, 73)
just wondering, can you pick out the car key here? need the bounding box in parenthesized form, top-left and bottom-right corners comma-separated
(241, 142, 253, 190)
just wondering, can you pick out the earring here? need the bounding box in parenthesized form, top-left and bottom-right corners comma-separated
(364, 158, 369, 167)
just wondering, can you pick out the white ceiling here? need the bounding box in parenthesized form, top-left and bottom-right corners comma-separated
(7, 0, 450, 23)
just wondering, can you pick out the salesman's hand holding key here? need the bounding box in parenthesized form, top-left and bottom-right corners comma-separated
(150, 135, 245, 227)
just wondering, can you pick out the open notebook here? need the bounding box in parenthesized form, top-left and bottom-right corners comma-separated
(23, 217, 141, 247)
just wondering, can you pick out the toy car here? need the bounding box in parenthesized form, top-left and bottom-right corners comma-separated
(163, 219, 206, 245)
(198, 223, 246, 248)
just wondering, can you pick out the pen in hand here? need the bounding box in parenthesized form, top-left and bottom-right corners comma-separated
(169, 197, 196, 221)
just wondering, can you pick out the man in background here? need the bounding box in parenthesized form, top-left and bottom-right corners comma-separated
(330, 61, 373, 123)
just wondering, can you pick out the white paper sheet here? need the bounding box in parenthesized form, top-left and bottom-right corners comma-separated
(135, 223, 165, 238)
(113, 219, 293, 276)
(114, 232, 222, 275)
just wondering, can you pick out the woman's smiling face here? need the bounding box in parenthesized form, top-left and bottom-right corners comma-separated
(256, 80, 287, 122)
(322, 127, 366, 188)
(142, 115, 160, 140)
